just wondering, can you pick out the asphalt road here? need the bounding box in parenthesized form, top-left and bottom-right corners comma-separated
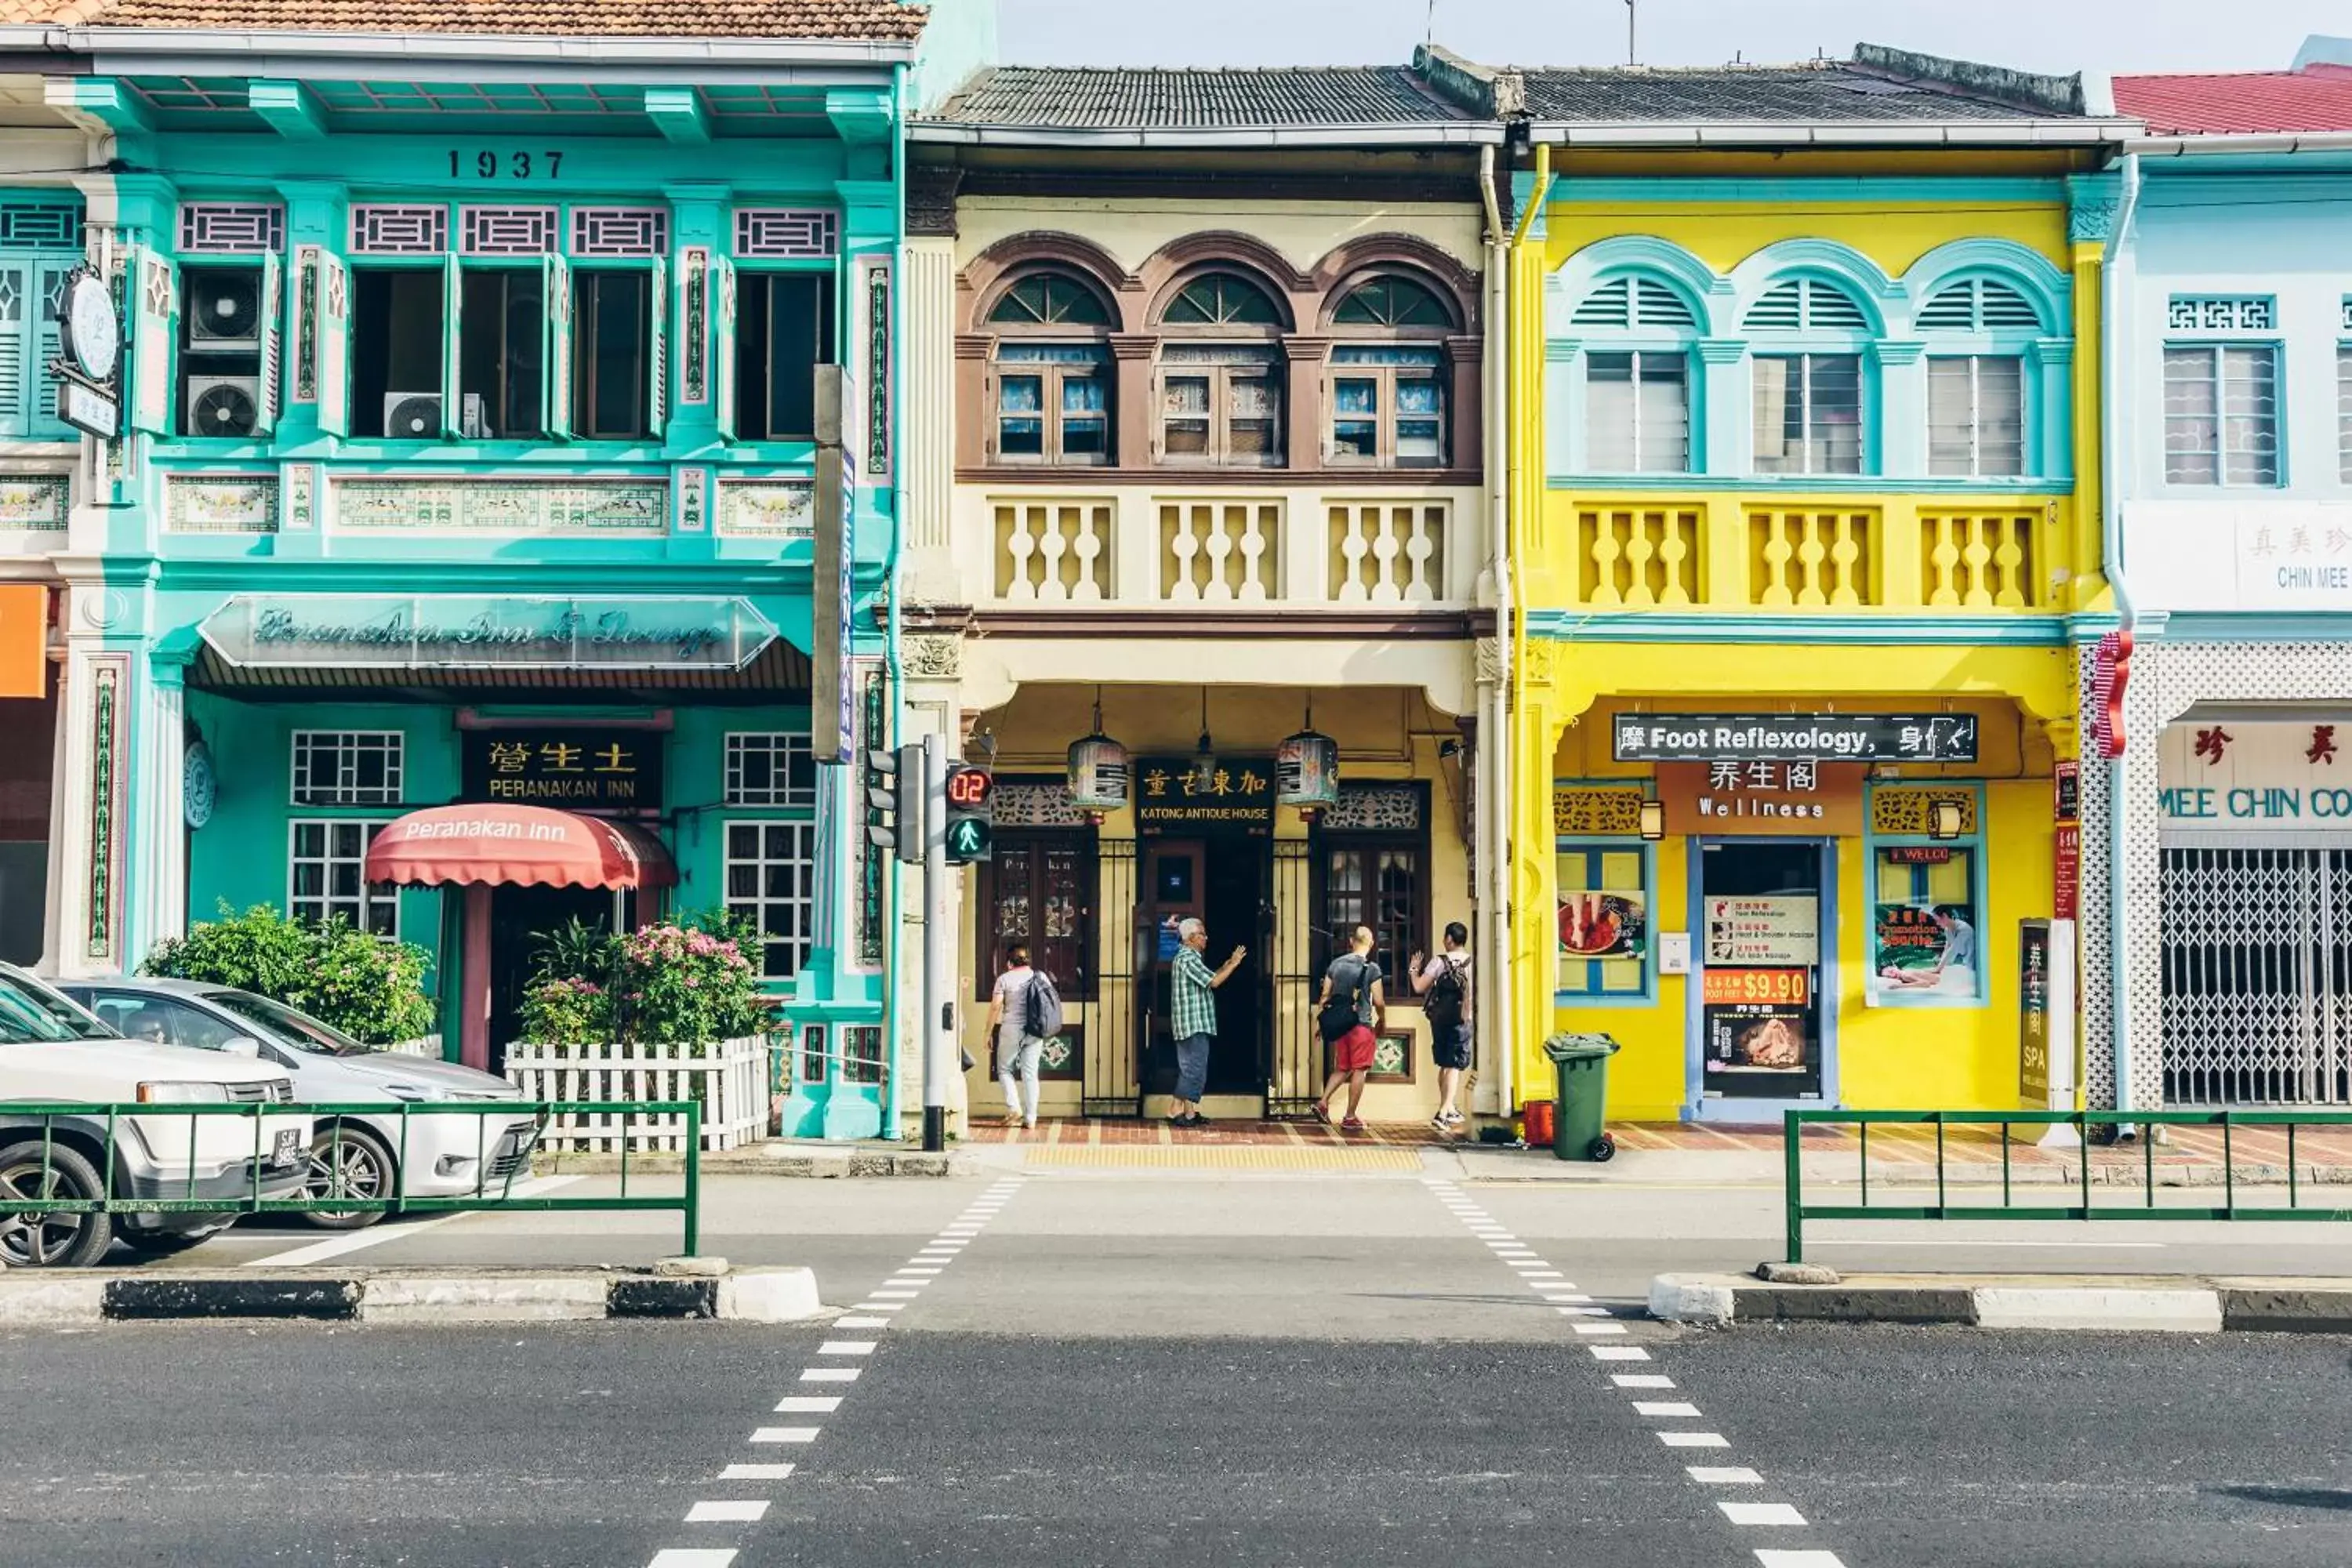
(2, 1173, 2349, 1568)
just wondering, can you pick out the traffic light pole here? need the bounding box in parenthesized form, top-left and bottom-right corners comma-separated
(921, 732, 953, 1153)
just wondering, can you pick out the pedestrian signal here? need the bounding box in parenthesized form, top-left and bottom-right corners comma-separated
(944, 764, 993, 864)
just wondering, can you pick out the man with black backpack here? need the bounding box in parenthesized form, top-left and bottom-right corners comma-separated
(1409, 921, 1475, 1133)
(985, 942, 1062, 1131)
(1312, 924, 1385, 1132)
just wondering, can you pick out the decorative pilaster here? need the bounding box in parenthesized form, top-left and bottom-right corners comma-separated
(1870, 338, 1928, 478)
(903, 234, 958, 602)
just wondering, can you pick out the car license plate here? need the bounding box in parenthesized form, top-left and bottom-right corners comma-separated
(273, 1129, 302, 1167)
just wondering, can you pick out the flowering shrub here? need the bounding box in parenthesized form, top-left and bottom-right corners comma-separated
(614, 918, 771, 1047)
(520, 911, 771, 1051)
(517, 976, 612, 1047)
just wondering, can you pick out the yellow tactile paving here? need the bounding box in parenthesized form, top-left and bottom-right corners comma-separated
(1023, 1145, 1424, 1172)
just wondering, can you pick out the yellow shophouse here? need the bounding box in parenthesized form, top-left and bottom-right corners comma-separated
(1503, 48, 2134, 1123)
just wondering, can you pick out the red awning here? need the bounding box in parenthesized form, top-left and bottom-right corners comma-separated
(364, 805, 677, 891)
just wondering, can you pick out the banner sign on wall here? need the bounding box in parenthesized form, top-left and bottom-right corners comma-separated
(1701, 895, 1818, 966)
(2158, 720, 2352, 837)
(1614, 713, 1979, 764)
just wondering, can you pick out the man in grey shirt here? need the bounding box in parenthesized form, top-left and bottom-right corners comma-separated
(986, 942, 1044, 1129)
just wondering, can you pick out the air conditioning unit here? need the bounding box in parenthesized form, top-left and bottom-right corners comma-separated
(383, 391, 444, 439)
(186, 376, 261, 438)
(186, 269, 263, 350)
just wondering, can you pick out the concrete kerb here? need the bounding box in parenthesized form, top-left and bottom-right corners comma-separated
(0, 1263, 824, 1325)
(1649, 1272, 2352, 1333)
(536, 1145, 967, 1178)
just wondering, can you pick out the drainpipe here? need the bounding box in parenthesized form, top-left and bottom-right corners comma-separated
(2102, 151, 2142, 1121)
(1478, 143, 1512, 1116)
(1500, 143, 1553, 1114)
(881, 60, 909, 1139)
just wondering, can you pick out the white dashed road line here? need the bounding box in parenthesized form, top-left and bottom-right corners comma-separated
(1424, 1177, 1850, 1568)
(641, 1178, 1027, 1568)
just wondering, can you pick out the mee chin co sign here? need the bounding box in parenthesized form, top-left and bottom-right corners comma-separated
(198, 594, 779, 671)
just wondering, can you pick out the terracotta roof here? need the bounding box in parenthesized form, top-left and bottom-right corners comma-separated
(0, 0, 927, 39)
(2115, 64, 2352, 136)
(927, 66, 1478, 130)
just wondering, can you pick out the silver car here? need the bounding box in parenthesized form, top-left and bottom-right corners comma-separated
(63, 978, 541, 1230)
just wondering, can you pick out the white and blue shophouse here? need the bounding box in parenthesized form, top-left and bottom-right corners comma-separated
(2100, 38, 2352, 1112)
(17, 2, 946, 1139)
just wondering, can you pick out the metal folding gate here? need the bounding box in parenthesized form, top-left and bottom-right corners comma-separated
(2161, 845, 2352, 1105)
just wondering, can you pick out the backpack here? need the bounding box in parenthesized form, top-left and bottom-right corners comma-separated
(1425, 955, 1468, 1036)
(1024, 966, 1065, 1042)
(1318, 954, 1376, 1044)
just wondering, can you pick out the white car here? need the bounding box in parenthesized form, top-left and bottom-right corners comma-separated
(64, 978, 543, 1231)
(0, 964, 310, 1267)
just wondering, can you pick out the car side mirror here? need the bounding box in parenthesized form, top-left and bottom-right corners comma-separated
(223, 1035, 264, 1059)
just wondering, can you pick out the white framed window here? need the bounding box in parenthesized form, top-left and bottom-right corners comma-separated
(1585, 350, 1690, 473)
(726, 820, 815, 981)
(289, 820, 397, 935)
(1752, 354, 1862, 475)
(2164, 344, 2279, 487)
(2337, 344, 2352, 484)
(291, 730, 404, 806)
(724, 732, 816, 808)
(1927, 357, 2025, 477)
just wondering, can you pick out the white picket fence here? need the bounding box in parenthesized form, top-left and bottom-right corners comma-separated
(503, 1036, 770, 1152)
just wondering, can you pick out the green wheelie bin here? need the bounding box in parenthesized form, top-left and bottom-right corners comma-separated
(1542, 1032, 1621, 1162)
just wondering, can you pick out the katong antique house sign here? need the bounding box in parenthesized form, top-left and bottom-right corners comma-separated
(462, 728, 665, 811)
(1135, 757, 1276, 830)
(198, 595, 779, 671)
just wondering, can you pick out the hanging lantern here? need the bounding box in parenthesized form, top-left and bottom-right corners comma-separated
(1276, 728, 1340, 809)
(1067, 734, 1130, 811)
(1188, 688, 1218, 796)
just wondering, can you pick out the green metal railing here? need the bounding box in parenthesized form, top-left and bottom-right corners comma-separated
(0, 1099, 701, 1258)
(1784, 1107, 2352, 1263)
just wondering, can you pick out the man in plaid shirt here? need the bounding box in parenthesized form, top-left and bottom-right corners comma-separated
(1168, 916, 1247, 1127)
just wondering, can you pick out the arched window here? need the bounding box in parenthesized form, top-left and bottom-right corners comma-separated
(1156, 267, 1287, 466)
(1328, 270, 1457, 469)
(1573, 270, 1700, 475)
(1746, 274, 1871, 476)
(1918, 276, 2041, 479)
(989, 270, 1112, 328)
(985, 267, 1113, 466)
(1334, 275, 1454, 329)
(1163, 270, 1282, 327)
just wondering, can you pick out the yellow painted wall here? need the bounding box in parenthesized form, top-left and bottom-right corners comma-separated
(1541, 201, 2071, 275)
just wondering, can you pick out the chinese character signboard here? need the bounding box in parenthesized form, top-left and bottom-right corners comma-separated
(1613, 713, 1979, 764)
(1135, 757, 1276, 831)
(2158, 720, 2352, 838)
(463, 728, 663, 811)
(2020, 918, 2051, 1101)
(1657, 761, 1865, 838)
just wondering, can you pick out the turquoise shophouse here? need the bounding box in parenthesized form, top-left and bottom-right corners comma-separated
(21, 0, 941, 1139)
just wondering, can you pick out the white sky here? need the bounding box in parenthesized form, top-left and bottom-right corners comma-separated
(996, 0, 2346, 77)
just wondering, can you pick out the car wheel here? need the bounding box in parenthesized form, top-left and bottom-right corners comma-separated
(114, 1225, 230, 1258)
(301, 1125, 394, 1231)
(0, 1139, 113, 1269)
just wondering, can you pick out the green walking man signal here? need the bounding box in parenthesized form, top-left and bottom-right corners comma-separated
(944, 763, 993, 864)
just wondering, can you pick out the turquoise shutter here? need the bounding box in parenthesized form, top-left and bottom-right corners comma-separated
(31, 260, 68, 437)
(315, 251, 349, 437)
(252, 251, 282, 438)
(713, 254, 736, 442)
(0, 262, 30, 437)
(438, 251, 461, 438)
(542, 252, 572, 441)
(647, 252, 668, 440)
(127, 247, 176, 436)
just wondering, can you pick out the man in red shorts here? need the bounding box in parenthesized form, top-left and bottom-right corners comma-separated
(1312, 924, 1385, 1131)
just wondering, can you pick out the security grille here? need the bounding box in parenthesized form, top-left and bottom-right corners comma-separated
(180, 202, 286, 254)
(734, 209, 838, 259)
(2161, 846, 2352, 1105)
(572, 207, 670, 257)
(350, 204, 449, 255)
(460, 205, 557, 256)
